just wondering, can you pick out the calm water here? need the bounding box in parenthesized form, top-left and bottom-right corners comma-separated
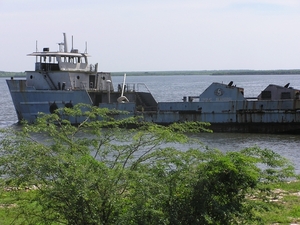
(2, 75, 300, 173)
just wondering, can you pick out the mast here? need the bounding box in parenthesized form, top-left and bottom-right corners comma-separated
(35, 40, 38, 62)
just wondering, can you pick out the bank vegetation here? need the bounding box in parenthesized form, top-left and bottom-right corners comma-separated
(0, 105, 298, 224)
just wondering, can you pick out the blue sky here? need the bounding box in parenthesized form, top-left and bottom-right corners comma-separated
(1, 0, 300, 72)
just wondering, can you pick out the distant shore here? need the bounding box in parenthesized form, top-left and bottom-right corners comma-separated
(1, 69, 300, 77)
(111, 70, 300, 76)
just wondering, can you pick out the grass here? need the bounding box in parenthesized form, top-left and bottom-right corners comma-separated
(0, 189, 45, 225)
(255, 181, 300, 225)
(0, 191, 27, 225)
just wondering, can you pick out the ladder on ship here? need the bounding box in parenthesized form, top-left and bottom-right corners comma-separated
(42, 71, 57, 90)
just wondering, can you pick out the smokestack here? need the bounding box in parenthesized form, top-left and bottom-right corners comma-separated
(63, 33, 68, 52)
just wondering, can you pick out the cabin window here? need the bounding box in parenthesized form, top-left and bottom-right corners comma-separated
(261, 91, 271, 100)
(281, 92, 291, 99)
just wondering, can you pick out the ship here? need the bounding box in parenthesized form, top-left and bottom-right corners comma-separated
(6, 34, 300, 133)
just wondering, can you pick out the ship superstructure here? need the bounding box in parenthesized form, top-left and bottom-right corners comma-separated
(6, 33, 156, 123)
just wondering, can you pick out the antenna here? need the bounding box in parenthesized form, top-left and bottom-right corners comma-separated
(85, 41, 88, 53)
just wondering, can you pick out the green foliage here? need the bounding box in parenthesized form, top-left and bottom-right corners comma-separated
(189, 152, 259, 224)
(0, 106, 296, 225)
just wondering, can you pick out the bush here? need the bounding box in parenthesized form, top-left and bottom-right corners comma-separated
(0, 106, 295, 224)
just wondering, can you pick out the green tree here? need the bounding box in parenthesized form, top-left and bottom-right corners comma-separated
(184, 148, 295, 224)
(0, 105, 295, 224)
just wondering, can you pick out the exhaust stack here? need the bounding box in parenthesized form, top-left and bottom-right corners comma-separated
(63, 33, 68, 52)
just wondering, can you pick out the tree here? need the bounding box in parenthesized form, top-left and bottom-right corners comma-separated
(0, 105, 295, 224)
(184, 147, 295, 225)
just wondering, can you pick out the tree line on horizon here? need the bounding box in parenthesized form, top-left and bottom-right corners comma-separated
(110, 69, 300, 76)
(0, 71, 25, 77)
(1, 69, 300, 78)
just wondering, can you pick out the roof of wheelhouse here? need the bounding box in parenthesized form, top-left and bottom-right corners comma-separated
(27, 33, 90, 58)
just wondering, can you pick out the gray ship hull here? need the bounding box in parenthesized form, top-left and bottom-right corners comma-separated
(7, 79, 92, 123)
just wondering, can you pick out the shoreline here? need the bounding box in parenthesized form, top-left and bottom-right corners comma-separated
(1, 69, 300, 77)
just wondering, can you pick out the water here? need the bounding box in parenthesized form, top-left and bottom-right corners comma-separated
(2, 75, 300, 173)
(113, 74, 300, 102)
(0, 78, 18, 127)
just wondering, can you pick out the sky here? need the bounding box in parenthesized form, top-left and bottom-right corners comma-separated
(1, 0, 300, 72)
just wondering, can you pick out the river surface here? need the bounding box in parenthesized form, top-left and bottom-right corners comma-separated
(2, 75, 300, 173)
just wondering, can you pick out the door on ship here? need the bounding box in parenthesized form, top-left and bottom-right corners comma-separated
(89, 75, 96, 89)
